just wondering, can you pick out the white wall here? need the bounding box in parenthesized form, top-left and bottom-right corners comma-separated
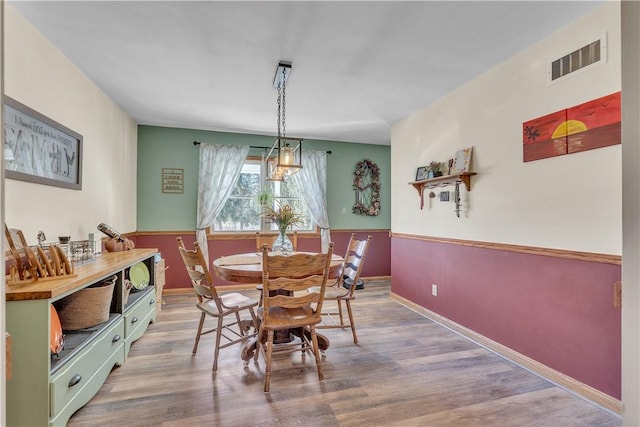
(3, 5, 137, 244)
(392, 2, 621, 255)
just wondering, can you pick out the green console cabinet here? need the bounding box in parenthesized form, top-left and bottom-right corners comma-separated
(6, 248, 158, 427)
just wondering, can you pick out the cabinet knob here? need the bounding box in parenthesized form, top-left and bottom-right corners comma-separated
(149, 299, 155, 305)
(131, 317, 138, 324)
(112, 334, 121, 343)
(68, 374, 82, 388)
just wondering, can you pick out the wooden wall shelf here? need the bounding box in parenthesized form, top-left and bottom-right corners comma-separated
(409, 172, 477, 195)
(409, 172, 477, 212)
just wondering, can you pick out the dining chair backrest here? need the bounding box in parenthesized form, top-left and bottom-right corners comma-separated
(255, 231, 298, 252)
(176, 237, 221, 306)
(260, 242, 334, 326)
(340, 234, 372, 296)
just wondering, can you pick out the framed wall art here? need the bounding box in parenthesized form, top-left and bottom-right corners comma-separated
(162, 168, 184, 193)
(4, 96, 83, 190)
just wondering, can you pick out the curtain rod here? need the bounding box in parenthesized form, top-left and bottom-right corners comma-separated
(192, 140, 331, 154)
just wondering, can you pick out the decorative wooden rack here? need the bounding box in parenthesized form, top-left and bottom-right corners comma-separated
(409, 172, 477, 211)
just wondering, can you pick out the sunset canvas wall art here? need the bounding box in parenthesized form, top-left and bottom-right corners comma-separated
(523, 91, 621, 162)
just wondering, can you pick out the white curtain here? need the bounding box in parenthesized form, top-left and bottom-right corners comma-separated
(196, 143, 250, 263)
(291, 150, 331, 252)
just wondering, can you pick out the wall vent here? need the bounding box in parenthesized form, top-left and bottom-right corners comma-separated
(550, 36, 605, 82)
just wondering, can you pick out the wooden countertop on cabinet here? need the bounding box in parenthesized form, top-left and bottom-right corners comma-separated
(6, 248, 158, 301)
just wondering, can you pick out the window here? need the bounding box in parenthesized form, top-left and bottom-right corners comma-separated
(212, 157, 314, 232)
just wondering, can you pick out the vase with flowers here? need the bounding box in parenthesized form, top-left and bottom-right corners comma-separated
(260, 202, 303, 256)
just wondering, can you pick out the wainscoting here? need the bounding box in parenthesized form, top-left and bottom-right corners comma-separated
(391, 233, 621, 405)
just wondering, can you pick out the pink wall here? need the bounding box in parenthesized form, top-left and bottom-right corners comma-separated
(136, 230, 390, 289)
(391, 236, 621, 399)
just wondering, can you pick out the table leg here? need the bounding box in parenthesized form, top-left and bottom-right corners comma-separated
(290, 327, 330, 351)
(241, 336, 258, 361)
(240, 326, 330, 362)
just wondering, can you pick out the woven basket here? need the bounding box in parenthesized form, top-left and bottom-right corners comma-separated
(56, 275, 116, 331)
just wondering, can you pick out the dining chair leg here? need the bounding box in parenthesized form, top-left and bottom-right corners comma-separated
(212, 316, 224, 374)
(253, 326, 262, 363)
(337, 300, 345, 325)
(264, 330, 274, 393)
(234, 311, 244, 336)
(192, 312, 207, 354)
(346, 300, 358, 344)
(310, 326, 323, 382)
(247, 307, 258, 340)
(300, 327, 308, 359)
(249, 307, 259, 332)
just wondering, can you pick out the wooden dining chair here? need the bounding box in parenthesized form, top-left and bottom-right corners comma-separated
(312, 234, 372, 344)
(255, 231, 298, 252)
(255, 231, 298, 307)
(176, 237, 259, 374)
(258, 242, 335, 393)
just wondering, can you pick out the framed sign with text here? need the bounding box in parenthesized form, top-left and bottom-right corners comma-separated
(4, 96, 83, 190)
(162, 168, 184, 193)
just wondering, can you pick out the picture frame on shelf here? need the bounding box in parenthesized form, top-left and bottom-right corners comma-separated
(3, 96, 83, 190)
(415, 166, 427, 181)
(452, 146, 473, 174)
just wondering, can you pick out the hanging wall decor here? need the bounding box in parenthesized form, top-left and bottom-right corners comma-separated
(352, 159, 380, 216)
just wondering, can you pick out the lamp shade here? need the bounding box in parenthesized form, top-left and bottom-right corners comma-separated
(280, 145, 294, 166)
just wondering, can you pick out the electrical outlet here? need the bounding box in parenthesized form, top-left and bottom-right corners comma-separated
(341, 207, 347, 214)
(432, 284, 438, 296)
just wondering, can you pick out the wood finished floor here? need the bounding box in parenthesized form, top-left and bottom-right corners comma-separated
(68, 282, 621, 426)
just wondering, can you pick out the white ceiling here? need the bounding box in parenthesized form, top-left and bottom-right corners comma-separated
(10, 1, 603, 146)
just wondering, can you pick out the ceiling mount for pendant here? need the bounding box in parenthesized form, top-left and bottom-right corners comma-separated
(273, 61, 291, 89)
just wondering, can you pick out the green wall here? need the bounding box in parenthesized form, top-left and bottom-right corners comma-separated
(137, 125, 391, 231)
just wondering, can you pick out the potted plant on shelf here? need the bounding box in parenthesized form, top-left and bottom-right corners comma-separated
(260, 202, 303, 255)
(428, 161, 444, 178)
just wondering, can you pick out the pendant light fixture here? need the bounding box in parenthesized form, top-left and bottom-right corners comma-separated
(267, 61, 303, 181)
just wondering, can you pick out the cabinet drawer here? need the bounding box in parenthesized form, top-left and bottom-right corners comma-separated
(50, 319, 125, 417)
(125, 288, 156, 341)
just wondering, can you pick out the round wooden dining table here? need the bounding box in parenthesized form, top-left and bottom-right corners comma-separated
(212, 251, 344, 361)
(212, 252, 344, 283)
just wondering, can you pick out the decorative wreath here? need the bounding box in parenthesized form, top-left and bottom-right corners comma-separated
(352, 159, 381, 216)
